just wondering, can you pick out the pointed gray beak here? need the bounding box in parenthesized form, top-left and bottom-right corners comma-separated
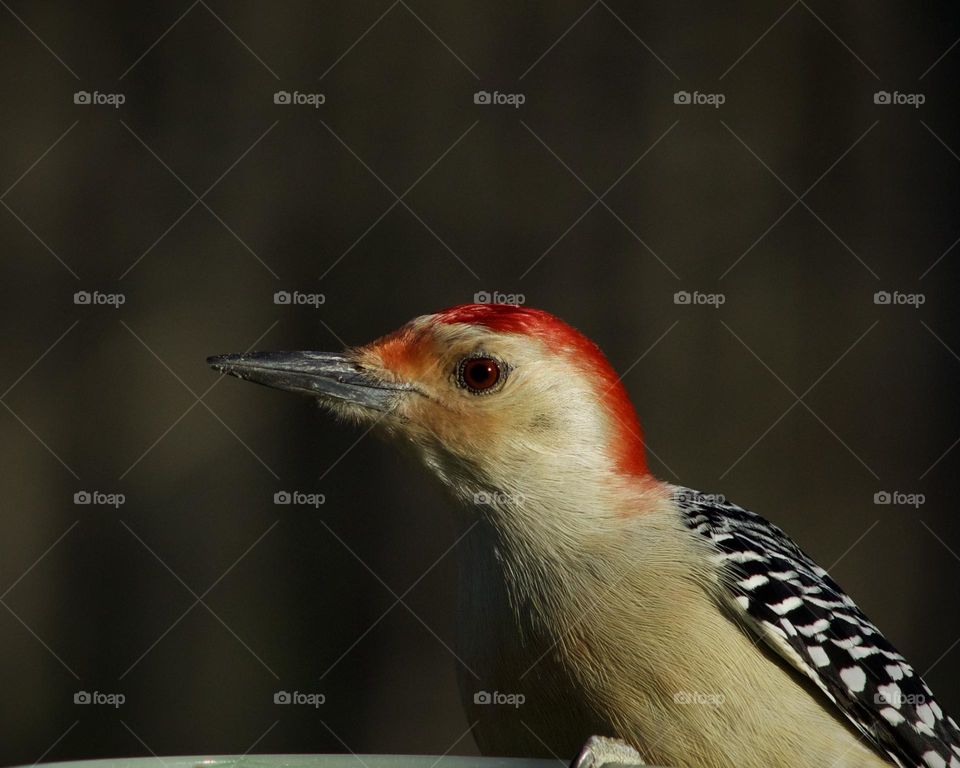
(207, 351, 406, 411)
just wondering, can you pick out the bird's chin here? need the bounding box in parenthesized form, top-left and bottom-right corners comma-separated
(313, 395, 404, 429)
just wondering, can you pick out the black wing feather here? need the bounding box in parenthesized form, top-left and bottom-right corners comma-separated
(677, 488, 960, 768)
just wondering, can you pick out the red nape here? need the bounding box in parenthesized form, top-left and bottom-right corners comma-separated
(434, 304, 649, 477)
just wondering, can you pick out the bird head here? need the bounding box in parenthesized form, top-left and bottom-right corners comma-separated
(209, 305, 652, 515)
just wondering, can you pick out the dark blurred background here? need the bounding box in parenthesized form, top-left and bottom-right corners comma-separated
(1, 1, 959, 764)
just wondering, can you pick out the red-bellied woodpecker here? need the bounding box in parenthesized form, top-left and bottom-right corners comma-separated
(209, 304, 959, 768)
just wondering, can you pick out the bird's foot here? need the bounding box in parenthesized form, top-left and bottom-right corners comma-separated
(571, 735, 647, 768)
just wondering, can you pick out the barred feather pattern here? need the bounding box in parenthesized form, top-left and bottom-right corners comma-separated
(677, 488, 960, 768)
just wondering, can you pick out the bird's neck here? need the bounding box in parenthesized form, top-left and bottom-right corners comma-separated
(451, 466, 680, 699)
(447, 457, 664, 604)
(415, 435, 668, 600)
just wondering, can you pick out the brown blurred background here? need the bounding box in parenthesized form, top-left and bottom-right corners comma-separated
(1, 1, 959, 765)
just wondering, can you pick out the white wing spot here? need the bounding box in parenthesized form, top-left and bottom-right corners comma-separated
(768, 570, 799, 580)
(840, 665, 867, 693)
(738, 574, 769, 590)
(831, 635, 863, 650)
(918, 703, 937, 728)
(881, 707, 906, 726)
(832, 612, 860, 626)
(779, 618, 798, 637)
(770, 596, 804, 615)
(849, 644, 880, 660)
(765, 621, 788, 640)
(876, 683, 903, 709)
(923, 750, 946, 768)
(722, 550, 767, 564)
(807, 645, 830, 668)
(797, 618, 830, 637)
(808, 596, 847, 610)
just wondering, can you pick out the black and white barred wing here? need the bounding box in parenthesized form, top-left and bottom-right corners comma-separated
(678, 489, 960, 768)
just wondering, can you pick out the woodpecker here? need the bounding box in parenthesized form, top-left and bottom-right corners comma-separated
(209, 304, 959, 768)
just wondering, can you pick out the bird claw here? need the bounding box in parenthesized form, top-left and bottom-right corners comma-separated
(570, 735, 647, 768)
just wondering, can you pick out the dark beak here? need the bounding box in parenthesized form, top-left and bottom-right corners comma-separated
(207, 351, 405, 412)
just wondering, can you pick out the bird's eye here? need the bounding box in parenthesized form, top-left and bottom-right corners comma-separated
(457, 356, 502, 393)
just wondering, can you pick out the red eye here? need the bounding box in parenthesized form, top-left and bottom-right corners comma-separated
(458, 357, 502, 393)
